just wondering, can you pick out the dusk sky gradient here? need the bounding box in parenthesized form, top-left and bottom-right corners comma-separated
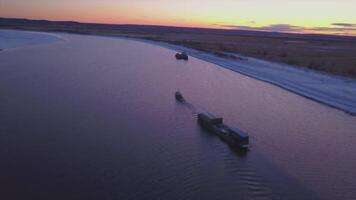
(1, 0, 356, 35)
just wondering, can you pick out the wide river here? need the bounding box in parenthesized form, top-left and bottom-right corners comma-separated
(1, 32, 356, 200)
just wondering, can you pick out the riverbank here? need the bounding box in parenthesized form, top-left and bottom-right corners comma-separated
(126, 37, 356, 116)
(1, 29, 356, 115)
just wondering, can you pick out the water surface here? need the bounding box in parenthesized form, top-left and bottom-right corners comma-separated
(1, 33, 356, 200)
(0, 29, 61, 49)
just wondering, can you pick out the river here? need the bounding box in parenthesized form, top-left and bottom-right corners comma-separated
(1, 32, 356, 200)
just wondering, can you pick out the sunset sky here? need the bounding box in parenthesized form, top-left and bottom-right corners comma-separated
(1, 0, 356, 35)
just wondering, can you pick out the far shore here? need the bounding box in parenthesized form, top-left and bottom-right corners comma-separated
(1, 17, 356, 78)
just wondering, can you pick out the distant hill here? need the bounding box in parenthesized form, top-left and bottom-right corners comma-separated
(1, 17, 355, 42)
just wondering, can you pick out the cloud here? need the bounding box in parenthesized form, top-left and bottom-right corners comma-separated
(309, 26, 356, 32)
(331, 23, 356, 27)
(220, 24, 304, 33)
(215, 23, 356, 35)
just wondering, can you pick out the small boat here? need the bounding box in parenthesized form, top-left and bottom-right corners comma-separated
(175, 91, 185, 102)
(175, 52, 189, 60)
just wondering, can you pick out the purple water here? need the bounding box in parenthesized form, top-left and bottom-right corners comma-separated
(1, 32, 356, 200)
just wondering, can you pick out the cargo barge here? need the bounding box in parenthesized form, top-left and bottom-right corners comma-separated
(198, 113, 249, 150)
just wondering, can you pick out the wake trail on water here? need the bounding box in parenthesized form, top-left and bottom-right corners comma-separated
(184, 102, 198, 115)
(177, 95, 276, 200)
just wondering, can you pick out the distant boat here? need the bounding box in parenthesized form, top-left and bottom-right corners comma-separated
(198, 112, 249, 150)
(175, 52, 189, 60)
(175, 91, 185, 102)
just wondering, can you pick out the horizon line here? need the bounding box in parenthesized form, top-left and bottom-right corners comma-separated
(1, 16, 356, 38)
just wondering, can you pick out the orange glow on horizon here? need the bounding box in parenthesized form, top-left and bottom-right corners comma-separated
(1, 0, 356, 36)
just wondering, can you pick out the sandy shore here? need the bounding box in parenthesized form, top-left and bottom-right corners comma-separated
(125, 37, 356, 115)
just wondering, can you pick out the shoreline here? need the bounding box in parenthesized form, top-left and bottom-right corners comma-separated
(1, 29, 356, 115)
(0, 29, 62, 50)
(119, 35, 356, 116)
